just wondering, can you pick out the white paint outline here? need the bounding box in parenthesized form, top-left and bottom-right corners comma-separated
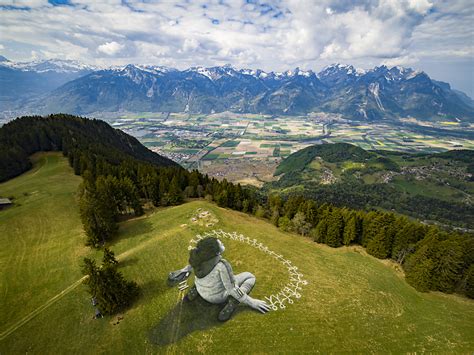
(184, 230, 308, 311)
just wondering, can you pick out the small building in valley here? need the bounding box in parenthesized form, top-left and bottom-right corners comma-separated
(0, 198, 13, 209)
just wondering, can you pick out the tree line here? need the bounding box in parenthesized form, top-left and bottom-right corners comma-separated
(73, 148, 260, 247)
(248, 194, 473, 298)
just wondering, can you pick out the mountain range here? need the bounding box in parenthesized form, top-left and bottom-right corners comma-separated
(0, 56, 95, 112)
(1, 57, 473, 121)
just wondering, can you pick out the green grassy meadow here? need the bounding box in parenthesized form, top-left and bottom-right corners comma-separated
(1, 153, 474, 353)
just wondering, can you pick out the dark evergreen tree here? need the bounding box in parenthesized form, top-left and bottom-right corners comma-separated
(405, 244, 435, 292)
(463, 265, 474, 298)
(313, 218, 328, 244)
(343, 212, 358, 246)
(82, 257, 139, 315)
(366, 214, 395, 259)
(432, 237, 465, 293)
(103, 248, 119, 267)
(165, 175, 183, 205)
(326, 209, 344, 247)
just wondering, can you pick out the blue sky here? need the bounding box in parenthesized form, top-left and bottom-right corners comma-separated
(0, 0, 473, 96)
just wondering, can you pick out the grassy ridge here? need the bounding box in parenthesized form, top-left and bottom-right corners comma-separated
(1, 154, 474, 353)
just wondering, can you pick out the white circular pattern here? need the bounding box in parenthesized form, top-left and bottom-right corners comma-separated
(186, 229, 308, 311)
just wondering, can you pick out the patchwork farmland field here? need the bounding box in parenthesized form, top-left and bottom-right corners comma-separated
(94, 112, 474, 186)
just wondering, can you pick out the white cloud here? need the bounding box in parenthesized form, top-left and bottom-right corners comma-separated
(97, 41, 124, 56)
(408, 0, 433, 15)
(382, 54, 420, 67)
(0, 0, 49, 8)
(0, 0, 470, 77)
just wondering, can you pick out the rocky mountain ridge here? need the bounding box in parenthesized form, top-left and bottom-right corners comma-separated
(1, 57, 473, 121)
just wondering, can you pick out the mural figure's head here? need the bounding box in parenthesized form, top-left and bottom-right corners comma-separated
(189, 237, 224, 270)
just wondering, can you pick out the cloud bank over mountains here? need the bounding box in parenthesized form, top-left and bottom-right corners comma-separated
(0, 0, 472, 96)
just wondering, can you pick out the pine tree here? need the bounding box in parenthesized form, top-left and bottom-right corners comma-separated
(366, 214, 395, 259)
(167, 175, 183, 205)
(216, 189, 229, 207)
(300, 200, 319, 226)
(242, 199, 250, 213)
(405, 252, 435, 292)
(432, 237, 464, 293)
(79, 183, 118, 247)
(326, 209, 344, 247)
(463, 265, 474, 299)
(404, 234, 439, 292)
(367, 229, 391, 259)
(270, 208, 280, 226)
(103, 248, 118, 267)
(360, 211, 381, 248)
(391, 221, 426, 263)
(313, 218, 328, 244)
(82, 257, 139, 315)
(284, 195, 305, 219)
(343, 213, 357, 246)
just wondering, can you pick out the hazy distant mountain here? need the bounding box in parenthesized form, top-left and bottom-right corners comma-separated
(0, 57, 96, 111)
(3, 58, 473, 121)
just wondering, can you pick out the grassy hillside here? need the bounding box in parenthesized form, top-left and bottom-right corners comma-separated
(0, 153, 88, 336)
(1, 153, 474, 353)
(268, 143, 474, 229)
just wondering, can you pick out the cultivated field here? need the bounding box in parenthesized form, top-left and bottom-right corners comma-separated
(1, 153, 473, 353)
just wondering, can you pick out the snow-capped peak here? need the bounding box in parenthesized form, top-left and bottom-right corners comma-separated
(239, 68, 270, 79)
(190, 66, 217, 80)
(319, 63, 366, 77)
(368, 65, 422, 81)
(136, 65, 175, 75)
(1, 58, 97, 73)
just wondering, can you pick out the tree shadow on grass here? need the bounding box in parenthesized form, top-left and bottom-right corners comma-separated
(112, 219, 154, 245)
(118, 257, 139, 268)
(148, 294, 249, 346)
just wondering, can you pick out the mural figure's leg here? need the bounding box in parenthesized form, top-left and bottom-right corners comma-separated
(218, 272, 256, 322)
(234, 272, 255, 295)
(184, 284, 199, 302)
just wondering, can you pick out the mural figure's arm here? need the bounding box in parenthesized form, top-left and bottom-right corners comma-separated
(218, 263, 270, 313)
(168, 264, 192, 283)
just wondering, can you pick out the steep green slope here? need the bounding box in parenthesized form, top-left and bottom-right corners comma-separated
(268, 143, 474, 229)
(1, 154, 473, 353)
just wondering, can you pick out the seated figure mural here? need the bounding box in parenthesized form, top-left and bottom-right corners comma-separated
(169, 237, 270, 321)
